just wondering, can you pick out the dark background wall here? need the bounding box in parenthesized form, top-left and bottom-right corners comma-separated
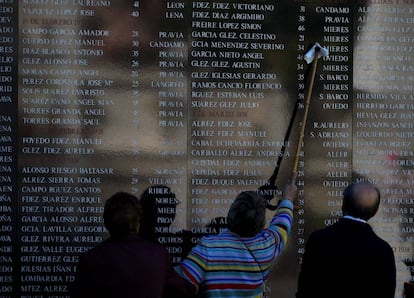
(1, 0, 413, 297)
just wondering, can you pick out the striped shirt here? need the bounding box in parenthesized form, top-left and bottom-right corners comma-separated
(175, 199, 294, 297)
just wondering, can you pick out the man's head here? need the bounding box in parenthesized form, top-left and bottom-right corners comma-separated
(227, 191, 267, 237)
(104, 192, 142, 237)
(342, 182, 381, 221)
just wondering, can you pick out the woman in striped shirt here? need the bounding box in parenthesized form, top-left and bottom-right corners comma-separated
(175, 177, 297, 297)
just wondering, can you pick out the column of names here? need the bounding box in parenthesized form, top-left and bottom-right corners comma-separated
(19, 2, 113, 297)
(308, 3, 353, 227)
(189, 0, 286, 226)
(0, 0, 18, 296)
(354, 2, 414, 291)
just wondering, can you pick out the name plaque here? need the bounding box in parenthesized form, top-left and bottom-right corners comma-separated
(0, 1, 413, 297)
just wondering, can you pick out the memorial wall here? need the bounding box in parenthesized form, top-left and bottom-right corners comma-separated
(1, 0, 414, 297)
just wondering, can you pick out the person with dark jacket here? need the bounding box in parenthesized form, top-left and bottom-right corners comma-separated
(296, 182, 396, 298)
(71, 192, 195, 298)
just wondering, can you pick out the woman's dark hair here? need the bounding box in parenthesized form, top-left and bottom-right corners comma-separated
(227, 191, 267, 237)
(104, 192, 142, 236)
(342, 182, 381, 221)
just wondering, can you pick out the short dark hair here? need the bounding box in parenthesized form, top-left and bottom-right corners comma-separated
(104, 192, 142, 236)
(342, 182, 381, 220)
(227, 191, 267, 237)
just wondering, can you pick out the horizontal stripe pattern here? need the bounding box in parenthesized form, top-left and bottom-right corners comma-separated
(176, 199, 293, 297)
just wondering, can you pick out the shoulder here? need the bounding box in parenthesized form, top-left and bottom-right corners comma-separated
(202, 229, 233, 239)
(80, 238, 111, 259)
(370, 232, 394, 254)
(304, 221, 344, 247)
(84, 235, 169, 257)
(195, 230, 240, 248)
(76, 240, 110, 269)
(132, 235, 170, 255)
(308, 221, 338, 238)
(310, 218, 375, 238)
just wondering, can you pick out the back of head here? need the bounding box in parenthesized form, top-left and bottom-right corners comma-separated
(227, 191, 267, 237)
(104, 192, 142, 237)
(342, 182, 381, 221)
